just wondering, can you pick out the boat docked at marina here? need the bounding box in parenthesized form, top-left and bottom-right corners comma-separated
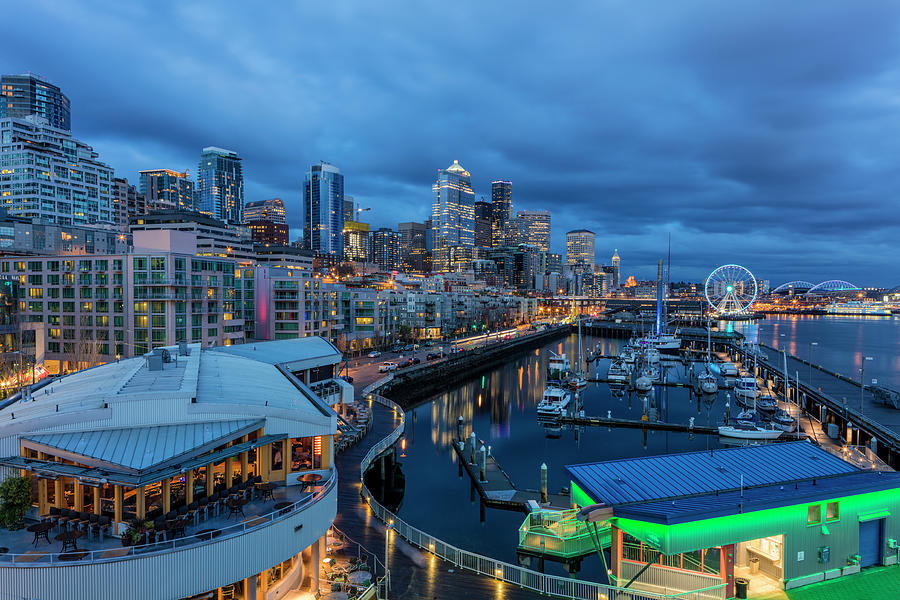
(769, 409, 798, 432)
(547, 352, 572, 382)
(734, 374, 758, 400)
(755, 394, 777, 414)
(536, 386, 572, 417)
(643, 347, 660, 365)
(719, 362, 739, 377)
(696, 371, 718, 395)
(607, 360, 630, 382)
(717, 423, 784, 440)
(826, 301, 891, 316)
(634, 373, 653, 392)
(633, 332, 681, 354)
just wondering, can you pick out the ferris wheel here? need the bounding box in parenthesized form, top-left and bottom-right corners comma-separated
(704, 264, 758, 314)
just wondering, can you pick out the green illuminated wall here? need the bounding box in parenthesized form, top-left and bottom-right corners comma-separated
(614, 486, 900, 581)
(571, 480, 595, 509)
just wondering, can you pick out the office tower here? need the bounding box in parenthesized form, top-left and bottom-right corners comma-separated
(112, 177, 144, 230)
(0, 115, 113, 225)
(516, 209, 551, 252)
(303, 161, 345, 258)
(490, 180, 512, 248)
(565, 229, 596, 269)
(1, 73, 70, 130)
(244, 198, 287, 224)
(343, 220, 370, 262)
(398, 221, 427, 273)
(431, 160, 475, 272)
(370, 227, 401, 271)
(474, 200, 492, 248)
(197, 147, 243, 224)
(611, 249, 620, 288)
(343, 196, 355, 222)
(139, 169, 195, 212)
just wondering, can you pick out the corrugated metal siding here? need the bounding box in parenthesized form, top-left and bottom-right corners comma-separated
(567, 441, 857, 505)
(0, 481, 337, 600)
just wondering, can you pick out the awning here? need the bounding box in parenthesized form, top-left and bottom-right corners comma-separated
(858, 509, 891, 522)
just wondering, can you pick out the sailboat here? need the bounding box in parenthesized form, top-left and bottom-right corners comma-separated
(719, 383, 782, 440)
(696, 319, 718, 395)
(568, 316, 588, 390)
(634, 247, 681, 354)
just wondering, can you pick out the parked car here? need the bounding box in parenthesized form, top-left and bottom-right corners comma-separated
(403, 344, 414, 351)
(426, 352, 441, 361)
(368, 351, 382, 358)
(378, 362, 398, 372)
(397, 359, 414, 368)
(411, 357, 421, 365)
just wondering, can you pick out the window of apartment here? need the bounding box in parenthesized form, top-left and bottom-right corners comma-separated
(207, 328, 217, 338)
(47, 302, 59, 313)
(134, 315, 148, 328)
(175, 302, 186, 314)
(825, 502, 839, 522)
(96, 315, 109, 327)
(62, 302, 75, 313)
(28, 301, 42, 312)
(151, 257, 166, 271)
(28, 288, 42, 299)
(114, 316, 124, 328)
(78, 260, 91, 272)
(175, 257, 186, 271)
(80, 315, 93, 327)
(80, 302, 93, 312)
(152, 315, 165, 328)
(79, 287, 92, 299)
(133, 301, 148, 313)
(192, 327, 202, 341)
(113, 259, 123, 271)
(62, 287, 75, 299)
(151, 301, 165, 314)
(62, 315, 75, 326)
(28, 261, 42, 272)
(175, 328, 186, 342)
(207, 314, 217, 324)
(133, 257, 147, 271)
(807, 505, 822, 525)
(95, 260, 107, 271)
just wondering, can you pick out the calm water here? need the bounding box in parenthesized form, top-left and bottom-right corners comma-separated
(394, 315, 900, 579)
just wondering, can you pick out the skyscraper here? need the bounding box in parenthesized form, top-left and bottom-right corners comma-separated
(343, 196, 355, 222)
(611, 249, 621, 288)
(474, 200, 493, 248)
(398, 221, 427, 273)
(343, 220, 370, 262)
(139, 169, 195, 212)
(1, 74, 70, 130)
(516, 209, 551, 252)
(431, 160, 475, 272)
(490, 180, 512, 248)
(244, 198, 287, 224)
(0, 115, 113, 224)
(370, 227, 401, 271)
(565, 229, 596, 269)
(303, 161, 345, 258)
(197, 147, 243, 224)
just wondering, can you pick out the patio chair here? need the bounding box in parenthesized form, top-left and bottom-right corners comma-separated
(186, 501, 200, 525)
(92, 516, 111, 541)
(207, 494, 219, 517)
(197, 497, 209, 520)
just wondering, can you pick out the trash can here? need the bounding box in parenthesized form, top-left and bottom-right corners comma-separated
(750, 557, 760, 574)
(735, 577, 750, 599)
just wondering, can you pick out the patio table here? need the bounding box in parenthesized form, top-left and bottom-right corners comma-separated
(55, 531, 83, 553)
(27, 522, 52, 546)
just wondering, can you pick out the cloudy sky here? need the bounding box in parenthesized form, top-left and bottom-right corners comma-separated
(5, 1, 900, 285)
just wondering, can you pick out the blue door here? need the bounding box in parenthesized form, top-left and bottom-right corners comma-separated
(859, 519, 883, 568)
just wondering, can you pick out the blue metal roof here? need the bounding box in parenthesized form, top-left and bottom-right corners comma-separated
(23, 419, 262, 474)
(614, 471, 900, 524)
(566, 441, 858, 506)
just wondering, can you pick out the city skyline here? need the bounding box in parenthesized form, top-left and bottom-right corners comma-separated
(3, 2, 899, 284)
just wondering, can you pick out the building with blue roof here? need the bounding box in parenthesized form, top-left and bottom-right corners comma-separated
(565, 441, 900, 597)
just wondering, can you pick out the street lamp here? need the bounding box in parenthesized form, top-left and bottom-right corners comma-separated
(859, 356, 874, 414)
(808, 342, 818, 386)
(384, 522, 393, 597)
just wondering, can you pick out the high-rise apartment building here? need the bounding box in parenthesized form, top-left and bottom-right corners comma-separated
(303, 162, 344, 258)
(343, 220, 370, 262)
(0, 74, 71, 130)
(398, 221, 427, 273)
(565, 229, 596, 269)
(0, 115, 114, 225)
(474, 200, 493, 248)
(112, 177, 144, 231)
(490, 180, 512, 248)
(139, 169, 195, 212)
(370, 227, 401, 272)
(243, 198, 287, 224)
(197, 147, 243, 224)
(432, 160, 475, 272)
(517, 209, 551, 252)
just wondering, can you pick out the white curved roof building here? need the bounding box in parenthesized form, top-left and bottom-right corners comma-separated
(0, 337, 350, 600)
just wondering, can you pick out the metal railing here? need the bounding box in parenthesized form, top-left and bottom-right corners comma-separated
(359, 392, 725, 600)
(0, 470, 336, 566)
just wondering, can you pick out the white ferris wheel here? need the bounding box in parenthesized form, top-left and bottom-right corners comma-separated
(704, 264, 758, 314)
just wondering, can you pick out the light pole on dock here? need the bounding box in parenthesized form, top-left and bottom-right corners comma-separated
(859, 356, 873, 414)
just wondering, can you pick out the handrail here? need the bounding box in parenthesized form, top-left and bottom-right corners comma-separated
(358, 391, 725, 600)
(0, 470, 337, 566)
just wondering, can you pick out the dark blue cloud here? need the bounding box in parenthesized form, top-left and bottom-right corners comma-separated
(4, 1, 900, 286)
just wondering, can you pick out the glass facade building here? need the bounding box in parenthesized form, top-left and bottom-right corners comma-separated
(303, 162, 344, 258)
(431, 160, 475, 272)
(197, 147, 243, 224)
(565, 229, 596, 269)
(139, 169, 195, 212)
(1, 74, 71, 131)
(517, 209, 551, 252)
(490, 180, 513, 248)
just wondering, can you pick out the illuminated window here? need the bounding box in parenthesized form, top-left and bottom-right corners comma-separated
(807, 505, 821, 525)
(825, 502, 839, 522)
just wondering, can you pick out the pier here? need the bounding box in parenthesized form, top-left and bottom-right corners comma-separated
(557, 413, 718, 434)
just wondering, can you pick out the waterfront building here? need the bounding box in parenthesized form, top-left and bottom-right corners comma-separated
(611, 248, 620, 288)
(0, 337, 343, 599)
(139, 169, 195, 212)
(197, 147, 243, 224)
(565, 229, 595, 270)
(398, 221, 427, 273)
(474, 200, 493, 248)
(490, 180, 513, 248)
(566, 442, 900, 596)
(247, 220, 289, 246)
(431, 160, 475, 272)
(303, 162, 344, 259)
(517, 209, 551, 252)
(0, 73, 70, 130)
(370, 227, 401, 272)
(0, 208, 128, 256)
(244, 198, 287, 225)
(0, 115, 114, 225)
(130, 209, 254, 263)
(342, 220, 370, 263)
(4, 229, 245, 373)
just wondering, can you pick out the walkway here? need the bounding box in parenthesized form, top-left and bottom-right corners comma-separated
(333, 399, 542, 599)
